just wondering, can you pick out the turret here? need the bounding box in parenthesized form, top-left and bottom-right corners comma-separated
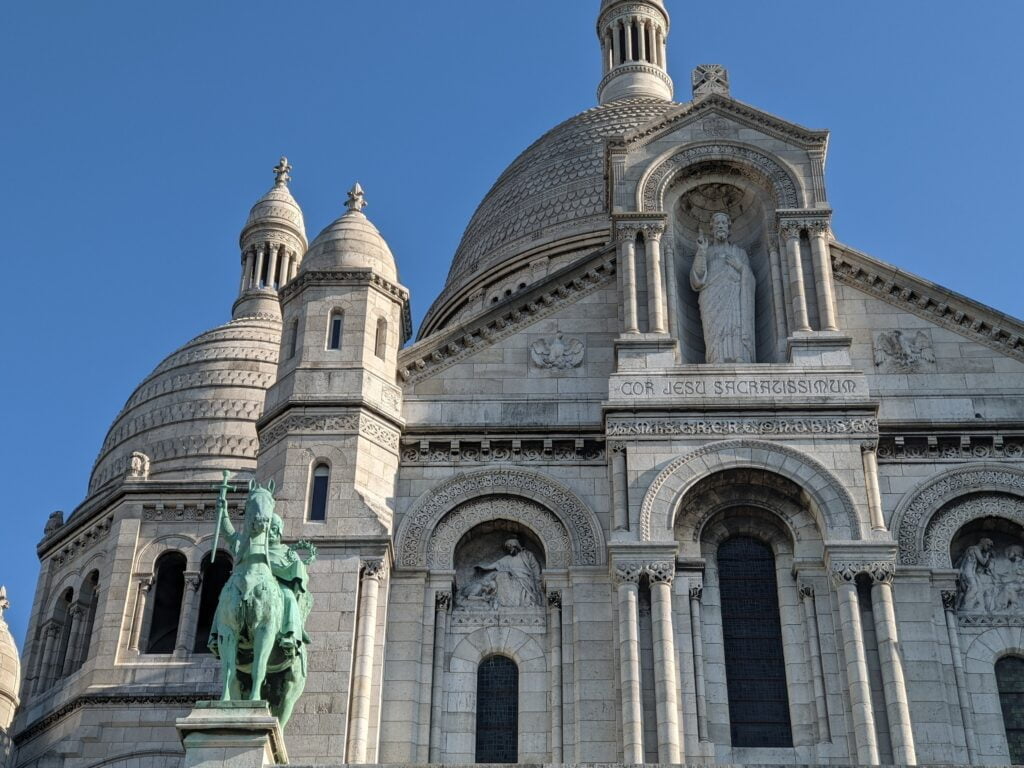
(0, 587, 20, 763)
(597, 0, 673, 104)
(233, 157, 308, 320)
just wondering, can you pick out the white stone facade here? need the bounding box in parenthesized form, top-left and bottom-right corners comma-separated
(9, 2, 1024, 767)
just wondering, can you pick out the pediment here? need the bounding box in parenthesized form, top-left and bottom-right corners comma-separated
(616, 93, 829, 153)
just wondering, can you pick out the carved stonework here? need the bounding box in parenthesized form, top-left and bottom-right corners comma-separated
(646, 561, 675, 584)
(362, 559, 385, 580)
(608, 416, 878, 438)
(613, 562, 644, 585)
(530, 333, 585, 370)
(455, 537, 543, 611)
(873, 329, 936, 373)
(830, 561, 895, 587)
(689, 586, 703, 602)
(955, 534, 1024, 623)
(435, 591, 452, 611)
(128, 452, 150, 480)
(547, 591, 562, 609)
(44, 511, 64, 536)
(799, 584, 815, 600)
(941, 590, 957, 612)
(692, 64, 730, 98)
(401, 438, 604, 465)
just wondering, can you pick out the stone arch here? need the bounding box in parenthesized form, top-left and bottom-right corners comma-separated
(964, 627, 1024, 764)
(640, 439, 861, 542)
(395, 469, 604, 568)
(638, 141, 803, 213)
(134, 533, 200, 573)
(893, 465, 1024, 565)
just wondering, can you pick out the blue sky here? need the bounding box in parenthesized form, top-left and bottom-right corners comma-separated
(1, 1, 1022, 647)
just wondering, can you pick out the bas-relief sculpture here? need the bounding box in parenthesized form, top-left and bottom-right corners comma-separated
(689, 212, 756, 364)
(956, 536, 1024, 614)
(530, 333, 585, 370)
(208, 472, 313, 728)
(873, 329, 936, 373)
(456, 537, 543, 610)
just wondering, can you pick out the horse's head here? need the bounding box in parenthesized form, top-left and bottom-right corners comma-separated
(245, 478, 277, 537)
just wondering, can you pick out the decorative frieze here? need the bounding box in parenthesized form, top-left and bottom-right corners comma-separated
(143, 503, 244, 523)
(607, 415, 877, 438)
(258, 411, 400, 453)
(878, 433, 1024, 462)
(449, 611, 545, 629)
(830, 561, 895, 586)
(400, 438, 604, 465)
(50, 515, 115, 568)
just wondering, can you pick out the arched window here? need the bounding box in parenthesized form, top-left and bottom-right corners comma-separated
(327, 310, 343, 350)
(146, 551, 187, 654)
(309, 463, 329, 521)
(718, 536, 792, 747)
(53, 588, 74, 682)
(997, 656, 1024, 764)
(287, 318, 299, 360)
(194, 551, 233, 653)
(374, 317, 388, 360)
(475, 655, 518, 763)
(75, 570, 100, 671)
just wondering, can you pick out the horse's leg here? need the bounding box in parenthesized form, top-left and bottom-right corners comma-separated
(249, 623, 275, 701)
(278, 654, 307, 729)
(219, 630, 238, 701)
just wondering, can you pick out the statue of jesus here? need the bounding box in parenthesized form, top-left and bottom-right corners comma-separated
(689, 212, 756, 363)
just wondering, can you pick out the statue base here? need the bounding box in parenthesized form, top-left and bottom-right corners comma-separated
(177, 700, 288, 768)
(787, 331, 853, 367)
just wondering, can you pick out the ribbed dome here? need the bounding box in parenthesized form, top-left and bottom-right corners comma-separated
(440, 98, 677, 299)
(0, 588, 19, 730)
(241, 182, 307, 248)
(302, 207, 397, 283)
(600, 0, 664, 10)
(87, 315, 281, 496)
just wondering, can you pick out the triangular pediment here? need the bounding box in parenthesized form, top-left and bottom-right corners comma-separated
(616, 93, 829, 153)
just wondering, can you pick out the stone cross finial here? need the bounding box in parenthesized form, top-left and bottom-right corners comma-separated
(0, 586, 8, 620)
(692, 64, 730, 98)
(346, 182, 367, 213)
(273, 156, 292, 187)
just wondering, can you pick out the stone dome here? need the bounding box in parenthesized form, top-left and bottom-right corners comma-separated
(87, 315, 281, 496)
(241, 181, 307, 249)
(0, 588, 19, 731)
(302, 201, 398, 283)
(436, 98, 677, 310)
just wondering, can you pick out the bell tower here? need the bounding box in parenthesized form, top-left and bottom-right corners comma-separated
(597, 0, 673, 104)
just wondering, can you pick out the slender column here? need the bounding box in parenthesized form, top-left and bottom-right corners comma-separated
(861, 442, 887, 531)
(175, 572, 203, 655)
(611, 443, 629, 532)
(660, 31, 667, 70)
(624, 19, 633, 61)
(663, 236, 680, 343)
(688, 586, 708, 741)
(645, 225, 667, 334)
(942, 590, 978, 763)
(348, 558, 384, 764)
(605, 33, 613, 73)
(614, 563, 644, 763)
(800, 584, 831, 742)
(32, 624, 58, 694)
(289, 252, 299, 283)
(767, 246, 788, 348)
(253, 245, 266, 289)
(782, 223, 811, 332)
(128, 576, 152, 653)
(548, 591, 564, 762)
(266, 245, 280, 291)
(25, 624, 49, 694)
(619, 230, 640, 333)
(612, 21, 622, 66)
(240, 251, 255, 294)
(59, 606, 84, 677)
(871, 567, 917, 765)
(429, 591, 451, 763)
(649, 563, 682, 763)
(637, 18, 647, 62)
(832, 567, 879, 765)
(808, 220, 838, 330)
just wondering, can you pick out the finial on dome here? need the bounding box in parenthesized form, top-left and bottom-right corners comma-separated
(346, 182, 367, 213)
(0, 586, 8, 620)
(273, 156, 293, 187)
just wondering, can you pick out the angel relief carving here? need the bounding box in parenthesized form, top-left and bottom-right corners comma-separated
(956, 536, 1024, 616)
(530, 333, 584, 370)
(873, 329, 936, 373)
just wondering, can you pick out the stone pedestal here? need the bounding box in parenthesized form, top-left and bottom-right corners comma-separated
(176, 701, 288, 768)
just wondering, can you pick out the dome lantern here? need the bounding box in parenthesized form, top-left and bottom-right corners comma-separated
(597, 0, 673, 105)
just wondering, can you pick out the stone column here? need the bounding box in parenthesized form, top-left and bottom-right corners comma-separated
(31, 624, 58, 694)
(612, 21, 622, 66)
(800, 584, 830, 742)
(348, 558, 384, 764)
(860, 442, 887, 531)
(241, 250, 254, 293)
(548, 591, 564, 762)
(832, 566, 879, 765)
(288, 252, 298, 283)
(253, 245, 266, 289)
(175, 572, 203, 656)
(782, 222, 811, 332)
(808, 220, 839, 331)
(767, 246, 788, 347)
(619, 229, 640, 334)
(637, 18, 647, 61)
(942, 590, 978, 762)
(663, 237, 680, 342)
(645, 224, 668, 334)
(624, 19, 633, 61)
(59, 605, 84, 677)
(688, 585, 708, 741)
(648, 563, 682, 763)
(870, 565, 917, 765)
(266, 245, 280, 291)
(611, 443, 629, 532)
(614, 563, 644, 764)
(128, 577, 152, 653)
(428, 591, 450, 763)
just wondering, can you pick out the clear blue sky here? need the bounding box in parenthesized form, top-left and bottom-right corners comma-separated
(1, 1, 1022, 647)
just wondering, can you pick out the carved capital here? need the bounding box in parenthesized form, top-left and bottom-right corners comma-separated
(362, 558, 386, 580)
(69, 605, 84, 620)
(138, 576, 153, 593)
(799, 584, 815, 600)
(435, 591, 452, 611)
(780, 220, 803, 240)
(941, 590, 958, 612)
(868, 561, 896, 585)
(548, 590, 563, 609)
(830, 560, 895, 587)
(613, 562, 643, 585)
(860, 440, 878, 454)
(615, 224, 641, 243)
(45, 623, 61, 639)
(646, 561, 675, 584)
(806, 219, 830, 236)
(689, 585, 703, 602)
(829, 563, 859, 587)
(185, 572, 203, 593)
(640, 222, 666, 240)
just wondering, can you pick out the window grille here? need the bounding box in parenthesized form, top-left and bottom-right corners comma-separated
(475, 655, 518, 763)
(997, 656, 1024, 764)
(309, 464, 329, 521)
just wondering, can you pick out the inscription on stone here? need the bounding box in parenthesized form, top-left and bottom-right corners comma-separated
(612, 373, 864, 401)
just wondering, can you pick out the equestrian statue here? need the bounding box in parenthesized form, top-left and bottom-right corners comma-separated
(207, 471, 315, 728)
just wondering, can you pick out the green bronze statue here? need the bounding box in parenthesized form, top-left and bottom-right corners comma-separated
(208, 472, 313, 728)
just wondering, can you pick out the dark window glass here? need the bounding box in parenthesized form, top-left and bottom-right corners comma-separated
(475, 655, 518, 763)
(630, 22, 640, 61)
(309, 464, 329, 521)
(288, 320, 299, 360)
(194, 552, 233, 653)
(76, 571, 100, 669)
(328, 312, 343, 350)
(146, 552, 187, 654)
(718, 536, 792, 747)
(374, 318, 387, 360)
(997, 656, 1024, 763)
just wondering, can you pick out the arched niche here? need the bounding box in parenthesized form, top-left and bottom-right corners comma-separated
(453, 518, 547, 611)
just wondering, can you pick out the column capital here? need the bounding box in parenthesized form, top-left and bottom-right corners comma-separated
(68, 604, 84, 620)
(640, 222, 666, 240)
(435, 591, 452, 611)
(45, 622, 61, 639)
(646, 561, 675, 584)
(689, 585, 703, 602)
(610, 441, 627, 455)
(860, 440, 879, 454)
(615, 223, 641, 242)
(362, 558, 386, 580)
(184, 572, 203, 592)
(799, 583, 815, 599)
(941, 590, 958, 612)
(830, 560, 896, 586)
(138, 576, 153, 592)
(547, 590, 563, 609)
(613, 562, 644, 585)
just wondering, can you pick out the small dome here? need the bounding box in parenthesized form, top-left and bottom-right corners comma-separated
(301, 184, 398, 282)
(0, 587, 20, 730)
(240, 158, 307, 249)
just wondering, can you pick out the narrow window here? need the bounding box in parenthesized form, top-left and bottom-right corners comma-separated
(618, 24, 626, 65)
(287, 319, 299, 360)
(475, 655, 518, 763)
(259, 249, 270, 288)
(374, 317, 388, 360)
(75, 571, 100, 670)
(309, 463, 329, 521)
(327, 311, 343, 350)
(997, 656, 1024, 764)
(630, 21, 640, 61)
(718, 536, 792, 747)
(146, 551, 187, 654)
(54, 589, 74, 680)
(194, 551, 233, 653)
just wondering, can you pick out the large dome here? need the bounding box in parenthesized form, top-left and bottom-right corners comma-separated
(88, 315, 281, 495)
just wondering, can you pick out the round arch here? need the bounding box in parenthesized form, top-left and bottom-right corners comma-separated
(893, 465, 1024, 565)
(639, 439, 861, 541)
(395, 469, 605, 568)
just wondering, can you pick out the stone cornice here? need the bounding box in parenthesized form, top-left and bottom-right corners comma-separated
(831, 242, 1024, 361)
(398, 249, 617, 385)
